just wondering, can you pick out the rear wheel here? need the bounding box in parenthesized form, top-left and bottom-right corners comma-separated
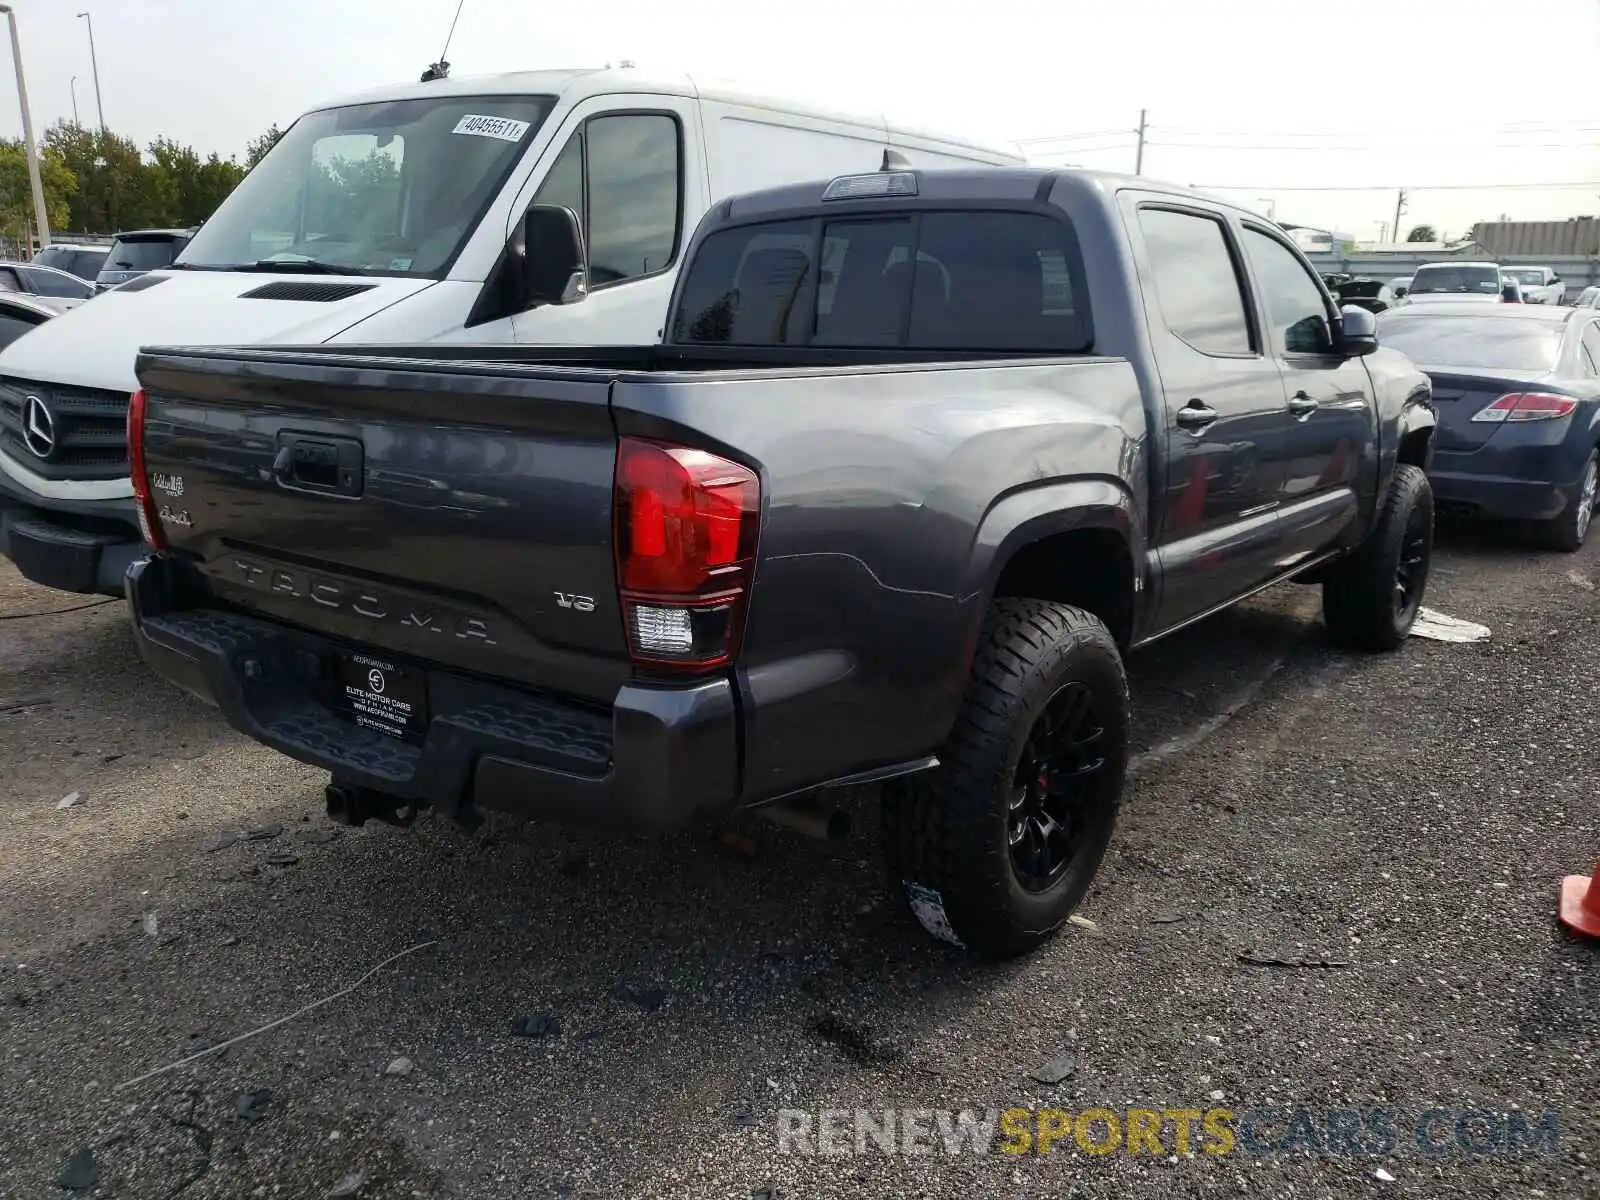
(1321, 464, 1433, 652)
(881, 599, 1128, 959)
(1532, 449, 1597, 553)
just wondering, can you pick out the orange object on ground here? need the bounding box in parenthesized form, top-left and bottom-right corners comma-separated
(1558, 861, 1600, 938)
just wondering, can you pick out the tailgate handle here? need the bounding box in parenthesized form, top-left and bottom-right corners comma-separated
(273, 433, 364, 497)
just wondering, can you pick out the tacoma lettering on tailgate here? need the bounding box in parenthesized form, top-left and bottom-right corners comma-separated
(229, 557, 498, 645)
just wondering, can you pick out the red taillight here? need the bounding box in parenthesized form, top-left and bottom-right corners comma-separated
(613, 436, 760, 670)
(126, 388, 167, 551)
(1470, 392, 1579, 424)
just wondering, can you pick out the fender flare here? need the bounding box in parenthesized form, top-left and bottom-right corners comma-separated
(965, 476, 1144, 608)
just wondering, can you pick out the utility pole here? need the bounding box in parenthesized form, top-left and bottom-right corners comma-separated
(76, 11, 104, 131)
(1392, 188, 1408, 244)
(70, 74, 79, 125)
(0, 5, 51, 251)
(1134, 108, 1147, 176)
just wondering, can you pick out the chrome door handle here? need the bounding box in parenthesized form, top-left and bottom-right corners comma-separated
(1175, 401, 1218, 431)
(1287, 392, 1320, 418)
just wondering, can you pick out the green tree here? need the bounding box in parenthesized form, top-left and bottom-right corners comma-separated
(43, 123, 171, 232)
(1405, 224, 1437, 243)
(0, 139, 77, 245)
(244, 124, 284, 170)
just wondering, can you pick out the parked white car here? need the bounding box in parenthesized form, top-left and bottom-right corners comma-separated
(1574, 285, 1600, 309)
(1403, 261, 1514, 305)
(1501, 265, 1567, 305)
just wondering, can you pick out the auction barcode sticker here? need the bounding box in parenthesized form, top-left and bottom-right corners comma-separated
(451, 114, 532, 142)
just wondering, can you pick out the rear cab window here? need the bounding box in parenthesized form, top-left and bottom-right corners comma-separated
(670, 209, 1091, 351)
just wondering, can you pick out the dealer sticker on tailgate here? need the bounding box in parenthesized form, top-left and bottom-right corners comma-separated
(337, 653, 426, 741)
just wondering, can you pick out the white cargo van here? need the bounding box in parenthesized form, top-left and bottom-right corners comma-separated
(0, 66, 1023, 595)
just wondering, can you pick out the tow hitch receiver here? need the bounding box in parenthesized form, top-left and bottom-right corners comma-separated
(325, 779, 424, 828)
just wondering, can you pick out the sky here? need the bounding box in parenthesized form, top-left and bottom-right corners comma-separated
(1, 0, 1596, 241)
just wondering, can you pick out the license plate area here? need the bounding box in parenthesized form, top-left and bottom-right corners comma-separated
(334, 652, 427, 743)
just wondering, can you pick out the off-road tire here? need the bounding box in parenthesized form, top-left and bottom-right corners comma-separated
(1321, 464, 1434, 652)
(880, 599, 1128, 959)
(1532, 449, 1597, 553)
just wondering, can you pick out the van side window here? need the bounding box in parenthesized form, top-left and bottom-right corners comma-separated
(1241, 227, 1333, 354)
(1137, 208, 1252, 355)
(534, 114, 681, 288)
(533, 134, 584, 224)
(672, 210, 1092, 351)
(587, 115, 680, 283)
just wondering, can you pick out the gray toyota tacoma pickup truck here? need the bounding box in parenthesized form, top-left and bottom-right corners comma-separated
(123, 166, 1437, 958)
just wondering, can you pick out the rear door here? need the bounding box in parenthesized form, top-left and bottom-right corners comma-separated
(1237, 222, 1376, 563)
(1124, 199, 1291, 629)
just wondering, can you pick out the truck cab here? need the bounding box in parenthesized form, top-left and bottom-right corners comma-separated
(0, 66, 1022, 597)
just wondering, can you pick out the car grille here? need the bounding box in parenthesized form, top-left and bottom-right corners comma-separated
(0, 378, 130, 481)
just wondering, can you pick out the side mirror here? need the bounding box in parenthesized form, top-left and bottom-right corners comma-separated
(1337, 305, 1378, 356)
(520, 204, 588, 307)
(1551, 273, 1561, 282)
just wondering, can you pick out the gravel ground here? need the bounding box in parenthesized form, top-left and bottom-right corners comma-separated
(0, 528, 1596, 1199)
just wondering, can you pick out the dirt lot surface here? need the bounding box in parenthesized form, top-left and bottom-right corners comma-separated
(1, 531, 1596, 1199)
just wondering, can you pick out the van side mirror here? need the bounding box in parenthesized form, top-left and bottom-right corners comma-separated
(521, 204, 588, 307)
(1336, 305, 1378, 356)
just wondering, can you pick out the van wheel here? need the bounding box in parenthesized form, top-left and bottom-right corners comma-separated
(1321, 464, 1433, 652)
(1533, 450, 1597, 552)
(880, 599, 1128, 959)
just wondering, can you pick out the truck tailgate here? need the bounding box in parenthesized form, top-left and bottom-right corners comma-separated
(134, 348, 631, 705)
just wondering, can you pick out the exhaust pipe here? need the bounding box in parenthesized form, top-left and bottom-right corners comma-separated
(759, 794, 852, 842)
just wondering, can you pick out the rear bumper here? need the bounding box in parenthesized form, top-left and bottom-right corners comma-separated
(126, 555, 740, 831)
(0, 469, 146, 595)
(1430, 447, 1584, 522)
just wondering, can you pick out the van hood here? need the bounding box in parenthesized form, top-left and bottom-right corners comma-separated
(0, 271, 436, 391)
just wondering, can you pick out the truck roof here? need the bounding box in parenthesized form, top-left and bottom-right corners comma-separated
(703, 165, 1269, 225)
(311, 67, 1025, 164)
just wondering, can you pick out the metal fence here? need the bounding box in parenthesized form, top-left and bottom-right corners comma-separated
(1307, 251, 1600, 293)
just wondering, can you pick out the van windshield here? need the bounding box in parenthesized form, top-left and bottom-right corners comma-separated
(179, 94, 556, 278)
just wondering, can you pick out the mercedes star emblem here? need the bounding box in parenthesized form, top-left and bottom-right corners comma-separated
(21, 394, 56, 460)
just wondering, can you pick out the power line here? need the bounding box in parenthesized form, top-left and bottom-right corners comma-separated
(1016, 129, 1137, 144)
(1150, 121, 1600, 138)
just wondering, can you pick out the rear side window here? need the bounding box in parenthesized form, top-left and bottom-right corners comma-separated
(671, 210, 1090, 351)
(1137, 208, 1252, 355)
